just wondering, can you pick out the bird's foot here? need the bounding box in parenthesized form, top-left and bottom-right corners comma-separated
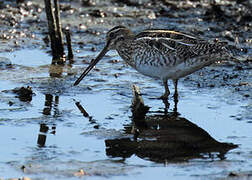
(158, 93, 169, 100)
(161, 98, 170, 114)
(173, 92, 178, 101)
(173, 92, 179, 114)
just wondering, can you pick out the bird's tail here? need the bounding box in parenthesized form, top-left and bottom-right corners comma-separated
(225, 44, 251, 62)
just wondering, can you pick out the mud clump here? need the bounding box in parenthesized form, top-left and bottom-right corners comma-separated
(12, 86, 33, 102)
(89, 9, 107, 18)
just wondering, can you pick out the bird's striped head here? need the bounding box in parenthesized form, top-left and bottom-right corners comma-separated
(105, 25, 134, 50)
(73, 26, 133, 86)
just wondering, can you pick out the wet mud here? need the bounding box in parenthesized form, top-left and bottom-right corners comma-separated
(0, 0, 252, 179)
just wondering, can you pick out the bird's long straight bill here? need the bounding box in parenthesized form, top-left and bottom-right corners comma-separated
(74, 46, 109, 86)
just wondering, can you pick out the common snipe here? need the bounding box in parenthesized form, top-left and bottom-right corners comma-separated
(74, 25, 232, 99)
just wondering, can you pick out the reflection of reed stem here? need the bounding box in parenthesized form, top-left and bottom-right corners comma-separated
(75, 102, 89, 117)
(43, 93, 53, 115)
(37, 123, 49, 147)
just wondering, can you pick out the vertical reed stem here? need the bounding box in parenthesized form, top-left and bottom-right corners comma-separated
(53, 0, 65, 64)
(44, 0, 58, 63)
(65, 28, 74, 61)
(44, 0, 65, 64)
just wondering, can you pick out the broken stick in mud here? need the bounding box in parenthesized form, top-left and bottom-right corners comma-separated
(131, 85, 149, 119)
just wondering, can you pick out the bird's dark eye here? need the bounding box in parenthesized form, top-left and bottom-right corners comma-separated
(109, 32, 115, 38)
(118, 37, 124, 41)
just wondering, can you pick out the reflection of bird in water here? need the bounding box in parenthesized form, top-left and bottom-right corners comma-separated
(74, 26, 242, 99)
(105, 114, 238, 163)
(105, 87, 237, 163)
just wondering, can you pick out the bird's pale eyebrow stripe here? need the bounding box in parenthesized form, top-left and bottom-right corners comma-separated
(136, 37, 194, 47)
(109, 28, 124, 35)
(139, 30, 198, 40)
(107, 26, 126, 34)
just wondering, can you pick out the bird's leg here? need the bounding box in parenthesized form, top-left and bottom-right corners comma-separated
(159, 79, 170, 100)
(173, 79, 178, 113)
(162, 98, 170, 114)
(173, 79, 178, 100)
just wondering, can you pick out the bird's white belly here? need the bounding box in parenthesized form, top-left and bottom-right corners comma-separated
(135, 61, 211, 80)
(135, 63, 175, 80)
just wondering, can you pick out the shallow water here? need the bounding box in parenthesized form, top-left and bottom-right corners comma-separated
(0, 48, 251, 179)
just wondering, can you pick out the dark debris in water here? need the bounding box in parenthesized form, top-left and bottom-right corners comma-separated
(2, 86, 34, 102)
(113, 0, 144, 7)
(82, 0, 96, 6)
(89, 9, 107, 18)
(225, 171, 252, 180)
(12, 86, 34, 102)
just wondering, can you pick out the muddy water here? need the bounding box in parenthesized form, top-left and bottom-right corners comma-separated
(0, 0, 252, 179)
(0, 47, 251, 180)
